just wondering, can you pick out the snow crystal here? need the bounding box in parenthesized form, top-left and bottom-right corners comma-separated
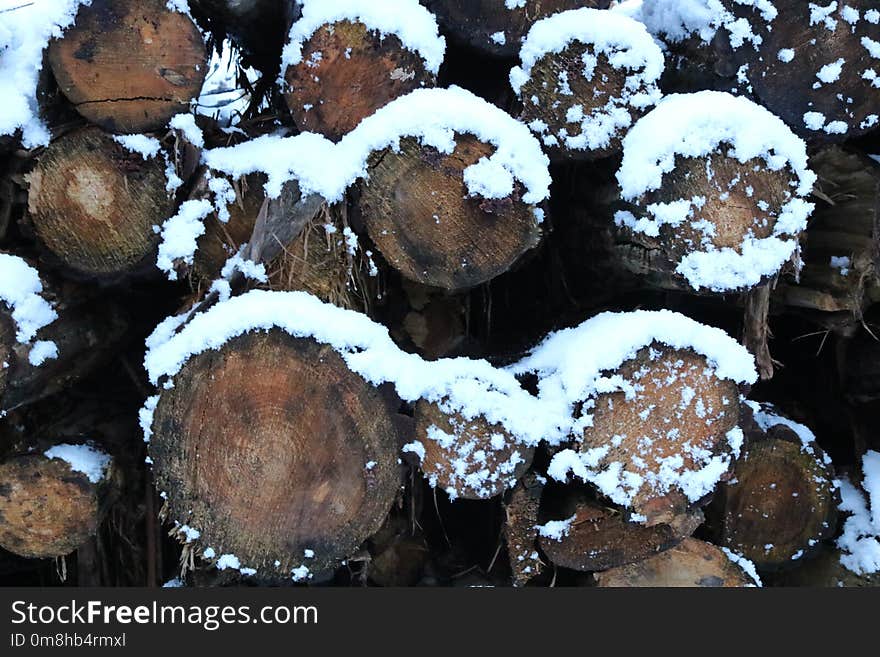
(722, 547, 763, 586)
(169, 113, 205, 148)
(203, 86, 551, 204)
(156, 199, 214, 280)
(44, 442, 111, 484)
(282, 0, 446, 76)
(0, 0, 88, 147)
(837, 463, 880, 575)
(0, 253, 58, 361)
(535, 515, 576, 541)
(616, 91, 815, 292)
(509, 8, 664, 153)
(113, 134, 162, 160)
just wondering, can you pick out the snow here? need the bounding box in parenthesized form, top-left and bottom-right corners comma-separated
(215, 554, 241, 570)
(721, 547, 763, 586)
(156, 199, 214, 280)
(746, 400, 833, 465)
(633, 0, 776, 47)
(616, 91, 815, 292)
(281, 0, 446, 76)
(0, 253, 58, 362)
(0, 0, 88, 147)
(509, 8, 664, 153)
(195, 41, 260, 128)
(142, 291, 754, 508)
(830, 255, 851, 275)
(535, 515, 576, 541)
(777, 48, 795, 63)
(169, 113, 205, 148)
(816, 58, 845, 84)
(44, 442, 111, 484)
(162, 577, 184, 588)
(837, 458, 880, 575)
(203, 86, 551, 204)
(113, 134, 162, 160)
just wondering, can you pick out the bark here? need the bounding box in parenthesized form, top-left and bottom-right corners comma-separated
(0, 450, 114, 559)
(717, 421, 839, 571)
(284, 20, 436, 142)
(149, 329, 403, 577)
(502, 471, 543, 586)
(580, 344, 740, 524)
(413, 400, 533, 499)
(716, 0, 880, 142)
(595, 537, 755, 587)
(48, 0, 207, 133)
(424, 0, 610, 58)
(358, 135, 542, 290)
(26, 127, 175, 280)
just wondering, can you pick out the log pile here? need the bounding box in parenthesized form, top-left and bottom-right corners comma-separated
(0, 0, 879, 589)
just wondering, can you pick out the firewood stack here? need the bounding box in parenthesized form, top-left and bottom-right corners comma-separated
(0, 0, 878, 588)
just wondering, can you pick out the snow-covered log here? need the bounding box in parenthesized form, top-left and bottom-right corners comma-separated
(614, 91, 815, 294)
(47, 0, 207, 133)
(0, 255, 128, 414)
(412, 400, 532, 499)
(0, 443, 113, 559)
(510, 8, 663, 160)
(594, 537, 759, 587)
(282, 0, 444, 141)
(424, 0, 611, 58)
(716, 403, 839, 571)
(26, 127, 176, 280)
(146, 325, 403, 579)
(715, 0, 880, 143)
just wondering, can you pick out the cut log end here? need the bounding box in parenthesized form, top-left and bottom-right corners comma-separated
(719, 427, 838, 570)
(538, 498, 700, 572)
(414, 400, 533, 499)
(516, 43, 642, 160)
(27, 127, 173, 278)
(284, 21, 435, 141)
(426, 0, 608, 57)
(150, 329, 402, 577)
(0, 454, 102, 559)
(581, 344, 740, 523)
(359, 134, 541, 291)
(48, 0, 207, 133)
(595, 537, 755, 587)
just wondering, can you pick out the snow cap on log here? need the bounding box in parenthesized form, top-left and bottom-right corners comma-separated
(203, 86, 551, 204)
(510, 7, 664, 159)
(281, 0, 445, 141)
(0, 0, 85, 146)
(615, 90, 816, 292)
(837, 450, 880, 576)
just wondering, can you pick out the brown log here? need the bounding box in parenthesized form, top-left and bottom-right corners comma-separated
(595, 537, 755, 587)
(717, 419, 839, 571)
(775, 147, 880, 315)
(424, 0, 610, 58)
(149, 329, 402, 577)
(579, 344, 740, 524)
(1, 300, 128, 415)
(538, 496, 702, 573)
(284, 20, 437, 141)
(48, 0, 207, 133)
(513, 38, 658, 160)
(771, 548, 880, 587)
(358, 135, 542, 290)
(413, 400, 532, 499)
(716, 0, 880, 142)
(399, 282, 467, 359)
(0, 447, 113, 559)
(26, 127, 175, 280)
(616, 151, 798, 291)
